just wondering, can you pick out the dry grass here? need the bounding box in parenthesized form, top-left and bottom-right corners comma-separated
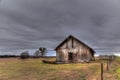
(103, 57, 120, 80)
(0, 57, 120, 80)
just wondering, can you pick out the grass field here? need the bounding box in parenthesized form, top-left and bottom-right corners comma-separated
(0, 57, 120, 80)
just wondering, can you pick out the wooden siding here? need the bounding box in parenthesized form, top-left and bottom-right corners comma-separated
(55, 35, 95, 63)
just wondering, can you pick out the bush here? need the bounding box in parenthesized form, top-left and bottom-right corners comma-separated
(20, 51, 29, 59)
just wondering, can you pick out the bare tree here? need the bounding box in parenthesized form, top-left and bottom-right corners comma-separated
(34, 50, 41, 58)
(39, 47, 47, 57)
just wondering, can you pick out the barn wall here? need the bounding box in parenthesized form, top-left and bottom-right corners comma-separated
(67, 38, 72, 48)
(56, 49, 68, 62)
(56, 48, 93, 62)
(60, 42, 67, 48)
(60, 38, 73, 49)
(56, 37, 94, 62)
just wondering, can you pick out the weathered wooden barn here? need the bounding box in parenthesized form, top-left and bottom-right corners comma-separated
(55, 35, 95, 63)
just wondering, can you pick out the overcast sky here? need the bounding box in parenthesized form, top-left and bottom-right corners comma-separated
(0, 0, 120, 55)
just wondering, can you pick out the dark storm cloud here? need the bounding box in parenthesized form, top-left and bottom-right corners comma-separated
(0, 0, 120, 54)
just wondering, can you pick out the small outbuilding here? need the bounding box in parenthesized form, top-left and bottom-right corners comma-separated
(55, 35, 95, 63)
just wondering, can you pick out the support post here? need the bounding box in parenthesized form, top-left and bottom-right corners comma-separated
(106, 59, 109, 71)
(101, 63, 103, 80)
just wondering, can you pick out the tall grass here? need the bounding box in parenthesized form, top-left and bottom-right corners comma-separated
(0, 58, 101, 80)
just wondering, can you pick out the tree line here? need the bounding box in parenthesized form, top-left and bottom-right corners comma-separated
(0, 47, 47, 59)
(20, 47, 47, 59)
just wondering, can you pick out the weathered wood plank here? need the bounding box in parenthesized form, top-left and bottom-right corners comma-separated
(55, 35, 95, 63)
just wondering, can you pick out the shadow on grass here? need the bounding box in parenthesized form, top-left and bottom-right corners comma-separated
(42, 60, 57, 64)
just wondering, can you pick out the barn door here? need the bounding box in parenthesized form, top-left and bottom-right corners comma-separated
(68, 53, 73, 62)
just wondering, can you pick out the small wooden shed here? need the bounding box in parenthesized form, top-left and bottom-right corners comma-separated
(55, 35, 95, 63)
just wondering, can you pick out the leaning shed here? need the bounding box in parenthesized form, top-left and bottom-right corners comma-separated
(55, 35, 95, 63)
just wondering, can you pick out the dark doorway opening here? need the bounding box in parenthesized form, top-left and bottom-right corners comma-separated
(68, 53, 73, 62)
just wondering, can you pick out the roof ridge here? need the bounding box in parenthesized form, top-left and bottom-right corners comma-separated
(55, 35, 95, 53)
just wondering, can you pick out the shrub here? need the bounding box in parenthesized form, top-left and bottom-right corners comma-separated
(20, 51, 29, 59)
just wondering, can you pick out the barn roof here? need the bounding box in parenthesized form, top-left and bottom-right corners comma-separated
(55, 35, 95, 53)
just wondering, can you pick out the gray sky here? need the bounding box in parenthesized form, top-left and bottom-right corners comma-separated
(0, 0, 120, 54)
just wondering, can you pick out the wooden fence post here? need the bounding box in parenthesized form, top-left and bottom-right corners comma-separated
(106, 59, 109, 71)
(106, 56, 112, 71)
(101, 63, 103, 80)
(109, 56, 112, 66)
